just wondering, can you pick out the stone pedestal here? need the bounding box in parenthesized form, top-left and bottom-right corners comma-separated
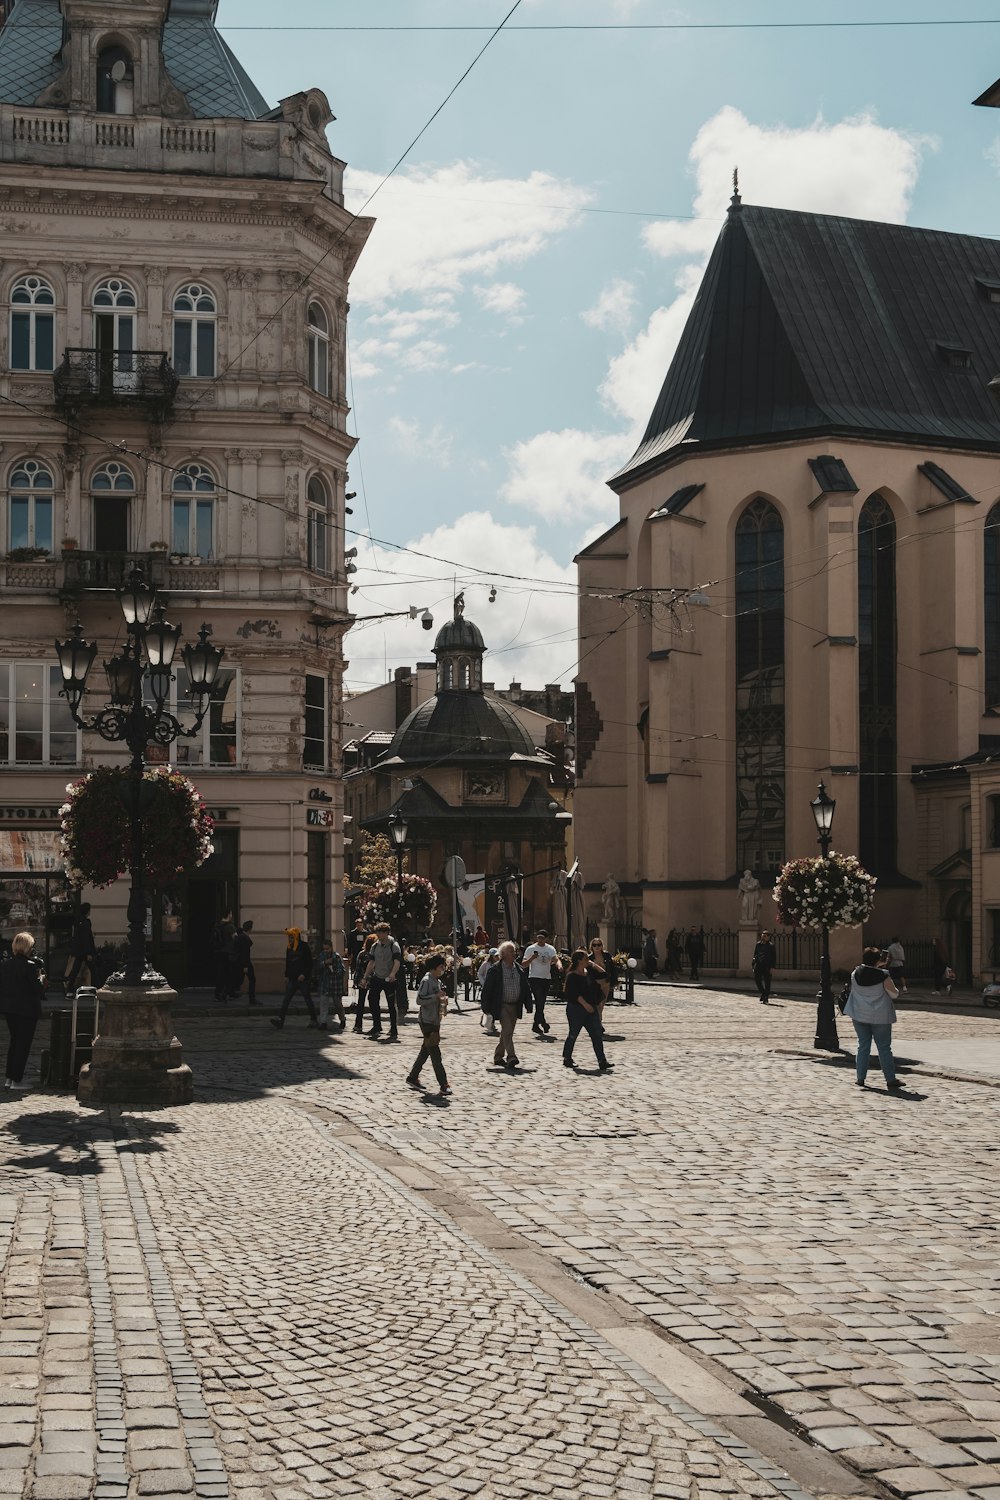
(77, 979, 193, 1107)
(598, 920, 615, 954)
(738, 921, 758, 975)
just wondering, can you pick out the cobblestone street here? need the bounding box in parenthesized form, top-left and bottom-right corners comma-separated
(1, 983, 998, 1500)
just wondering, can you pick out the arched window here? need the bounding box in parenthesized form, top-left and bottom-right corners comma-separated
(986, 503, 1000, 710)
(859, 494, 897, 873)
(171, 464, 215, 560)
(90, 461, 134, 552)
(10, 276, 55, 371)
(9, 460, 54, 554)
(735, 498, 785, 873)
(172, 283, 216, 378)
(306, 475, 330, 575)
(96, 44, 134, 115)
(459, 658, 470, 689)
(92, 278, 136, 393)
(307, 301, 330, 396)
(441, 661, 454, 690)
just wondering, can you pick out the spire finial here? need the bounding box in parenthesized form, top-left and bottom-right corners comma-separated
(729, 166, 742, 214)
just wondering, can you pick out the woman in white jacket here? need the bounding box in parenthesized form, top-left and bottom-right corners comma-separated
(844, 945, 904, 1091)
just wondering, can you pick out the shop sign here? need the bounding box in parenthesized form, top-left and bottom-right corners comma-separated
(0, 806, 61, 824)
(307, 808, 333, 827)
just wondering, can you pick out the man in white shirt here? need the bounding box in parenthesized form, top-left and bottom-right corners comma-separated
(521, 929, 560, 1035)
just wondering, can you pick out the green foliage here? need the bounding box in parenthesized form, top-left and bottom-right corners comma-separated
(353, 831, 406, 889)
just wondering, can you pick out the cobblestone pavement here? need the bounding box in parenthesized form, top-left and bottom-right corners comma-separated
(0, 984, 997, 1500)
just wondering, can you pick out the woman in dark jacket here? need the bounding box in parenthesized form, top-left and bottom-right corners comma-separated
(752, 931, 777, 1005)
(1, 931, 45, 1090)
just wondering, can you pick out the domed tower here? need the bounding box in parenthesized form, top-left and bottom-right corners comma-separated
(433, 592, 485, 693)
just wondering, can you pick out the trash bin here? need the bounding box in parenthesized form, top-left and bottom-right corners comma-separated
(40, 995, 97, 1090)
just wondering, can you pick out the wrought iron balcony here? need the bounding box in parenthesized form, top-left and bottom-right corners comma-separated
(53, 349, 179, 418)
(61, 551, 168, 594)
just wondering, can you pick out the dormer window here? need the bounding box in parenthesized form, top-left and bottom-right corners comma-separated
(96, 45, 134, 115)
(936, 341, 972, 370)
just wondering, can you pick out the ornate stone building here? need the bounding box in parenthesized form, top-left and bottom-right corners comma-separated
(575, 195, 1000, 980)
(0, 0, 370, 988)
(344, 599, 573, 944)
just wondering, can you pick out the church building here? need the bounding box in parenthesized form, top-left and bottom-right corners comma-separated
(575, 195, 1000, 980)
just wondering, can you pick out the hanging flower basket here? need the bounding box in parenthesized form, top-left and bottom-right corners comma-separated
(60, 765, 214, 890)
(359, 873, 437, 933)
(773, 851, 877, 932)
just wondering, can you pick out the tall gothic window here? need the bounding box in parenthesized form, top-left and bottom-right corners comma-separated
(858, 494, 897, 873)
(986, 503, 1000, 710)
(735, 498, 785, 873)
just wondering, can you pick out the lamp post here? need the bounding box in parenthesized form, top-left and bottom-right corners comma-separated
(55, 567, 224, 989)
(810, 779, 840, 1051)
(387, 808, 409, 895)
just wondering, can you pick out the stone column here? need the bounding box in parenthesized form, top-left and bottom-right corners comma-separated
(279, 271, 304, 379)
(144, 264, 166, 350)
(63, 261, 87, 348)
(281, 448, 303, 562)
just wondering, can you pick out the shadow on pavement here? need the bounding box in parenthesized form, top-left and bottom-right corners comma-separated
(1, 1108, 180, 1178)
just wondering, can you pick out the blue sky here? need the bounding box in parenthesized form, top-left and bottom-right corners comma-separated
(220, 0, 1000, 691)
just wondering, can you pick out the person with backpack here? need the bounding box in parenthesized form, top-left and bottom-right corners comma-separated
(406, 952, 451, 1095)
(362, 921, 402, 1042)
(317, 940, 346, 1031)
(1, 931, 45, 1091)
(270, 928, 318, 1030)
(843, 945, 906, 1092)
(351, 934, 375, 1032)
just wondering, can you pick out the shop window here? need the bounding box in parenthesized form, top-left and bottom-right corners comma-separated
(10, 276, 55, 371)
(307, 831, 328, 942)
(304, 673, 326, 768)
(171, 463, 215, 559)
(0, 663, 78, 765)
(307, 301, 330, 396)
(9, 460, 54, 553)
(172, 284, 216, 378)
(306, 475, 331, 574)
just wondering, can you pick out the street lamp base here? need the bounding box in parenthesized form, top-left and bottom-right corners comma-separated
(76, 979, 193, 1108)
(813, 1036, 844, 1054)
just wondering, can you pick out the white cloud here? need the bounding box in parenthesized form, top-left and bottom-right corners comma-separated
(344, 162, 591, 374)
(581, 278, 636, 333)
(475, 281, 526, 318)
(387, 417, 454, 467)
(500, 428, 628, 522)
(345, 512, 579, 688)
(986, 137, 1000, 174)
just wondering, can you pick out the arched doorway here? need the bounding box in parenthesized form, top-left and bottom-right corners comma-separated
(944, 888, 972, 986)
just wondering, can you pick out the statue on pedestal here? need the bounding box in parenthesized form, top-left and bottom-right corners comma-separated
(738, 869, 761, 925)
(601, 873, 624, 923)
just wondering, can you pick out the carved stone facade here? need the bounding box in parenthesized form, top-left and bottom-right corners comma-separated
(0, 0, 372, 990)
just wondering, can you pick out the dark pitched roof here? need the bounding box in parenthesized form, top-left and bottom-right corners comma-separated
(650, 483, 704, 517)
(808, 456, 857, 494)
(0, 0, 270, 119)
(612, 203, 1000, 490)
(918, 461, 976, 504)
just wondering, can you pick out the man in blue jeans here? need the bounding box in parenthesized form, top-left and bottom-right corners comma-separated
(363, 921, 402, 1042)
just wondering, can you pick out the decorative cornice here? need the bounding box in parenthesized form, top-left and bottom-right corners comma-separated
(280, 448, 304, 464)
(62, 261, 87, 278)
(143, 265, 166, 286)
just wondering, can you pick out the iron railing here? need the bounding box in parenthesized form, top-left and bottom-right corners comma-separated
(62, 552, 168, 592)
(585, 918, 643, 955)
(702, 928, 738, 968)
(53, 348, 179, 417)
(773, 930, 822, 970)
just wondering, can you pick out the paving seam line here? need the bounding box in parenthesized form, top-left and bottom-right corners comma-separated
(83, 1117, 232, 1500)
(773, 1047, 1000, 1090)
(287, 1098, 821, 1500)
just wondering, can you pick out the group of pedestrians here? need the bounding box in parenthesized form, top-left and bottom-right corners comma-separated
(643, 927, 705, 979)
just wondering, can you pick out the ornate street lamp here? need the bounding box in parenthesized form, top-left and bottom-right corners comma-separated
(55, 566, 223, 989)
(810, 779, 840, 1050)
(387, 807, 409, 893)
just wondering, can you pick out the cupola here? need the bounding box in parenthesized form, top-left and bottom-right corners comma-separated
(433, 593, 486, 693)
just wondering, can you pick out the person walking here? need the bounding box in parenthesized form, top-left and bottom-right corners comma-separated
(352, 934, 375, 1032)
(211, 910, 236, 1001)
(347, 918, 366, 973)
(642, 929, 659, 979)
(563, 950, 613, 1072)
(521, 929, 560, 1034)
(231, 920, 257, 1004)
(1, 931, 45, 1090)
(481, 940, 531, 1070)
(477, 947, 500, 1035)
(270, 928, 318, 1029)
(686, 925, 705, 981)
(363, 921, 402, 1041)
(752, 930, 776, 1004)
(844, 945, 905, 1091)
(931, 937, 953, 995)
(406, 953, 450, 1095)
(589, 937, 618, 1012)
(886, 935, 907, 994)
(64, 902, 97, 995)
(317, 940, 347, 1031)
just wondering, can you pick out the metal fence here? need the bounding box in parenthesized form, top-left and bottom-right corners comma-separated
(773, 930, 822, 970)
(585, 919, 644, 955)
(702, 928, 738, 968)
